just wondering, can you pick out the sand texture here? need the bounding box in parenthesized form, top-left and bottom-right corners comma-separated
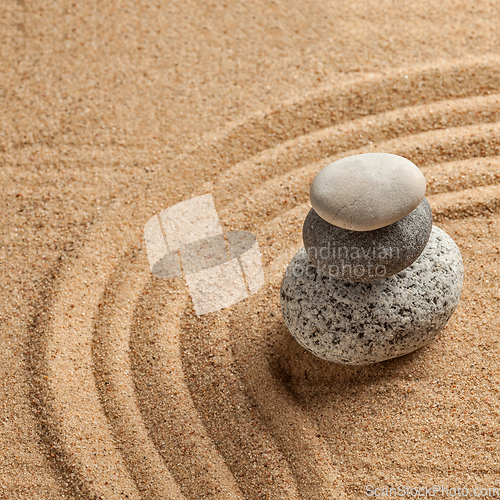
(1, 0, 500, 498)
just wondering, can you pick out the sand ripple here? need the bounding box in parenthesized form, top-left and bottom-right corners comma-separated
(30, 57, 500, 499)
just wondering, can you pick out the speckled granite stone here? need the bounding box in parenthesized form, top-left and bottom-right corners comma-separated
(280, 226, 463, 365)
(302, 198, 432, 282)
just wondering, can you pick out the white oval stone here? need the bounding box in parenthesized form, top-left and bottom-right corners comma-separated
(310, 153, 426, 231)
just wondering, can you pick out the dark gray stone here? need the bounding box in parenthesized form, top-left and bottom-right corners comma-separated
(303, 197, 432, 282)
(280, 226, 463, 365)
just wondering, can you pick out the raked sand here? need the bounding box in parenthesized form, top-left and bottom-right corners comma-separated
(1, 1, 500, 498)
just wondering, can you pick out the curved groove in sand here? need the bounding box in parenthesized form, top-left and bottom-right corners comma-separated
(34, 235, 142, 499)
(424, 156, 500, 195)
(217, 120, 500, 232)
(430, 183, 500, 221)
(229, 297, 345, 500)
(92, 255, 186, 500)
(193, 56, 500, 175)
(214, 95, 500, 228)
(178, 309, 301, 499)
(211, 92, 500, 208)
(129, 279, 245, 500)
(30, 57, 500, 498)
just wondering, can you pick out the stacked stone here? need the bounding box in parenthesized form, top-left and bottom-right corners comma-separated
(280, 153, 463, 365)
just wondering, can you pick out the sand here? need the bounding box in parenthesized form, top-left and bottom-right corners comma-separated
(1, 0, 500, 498)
